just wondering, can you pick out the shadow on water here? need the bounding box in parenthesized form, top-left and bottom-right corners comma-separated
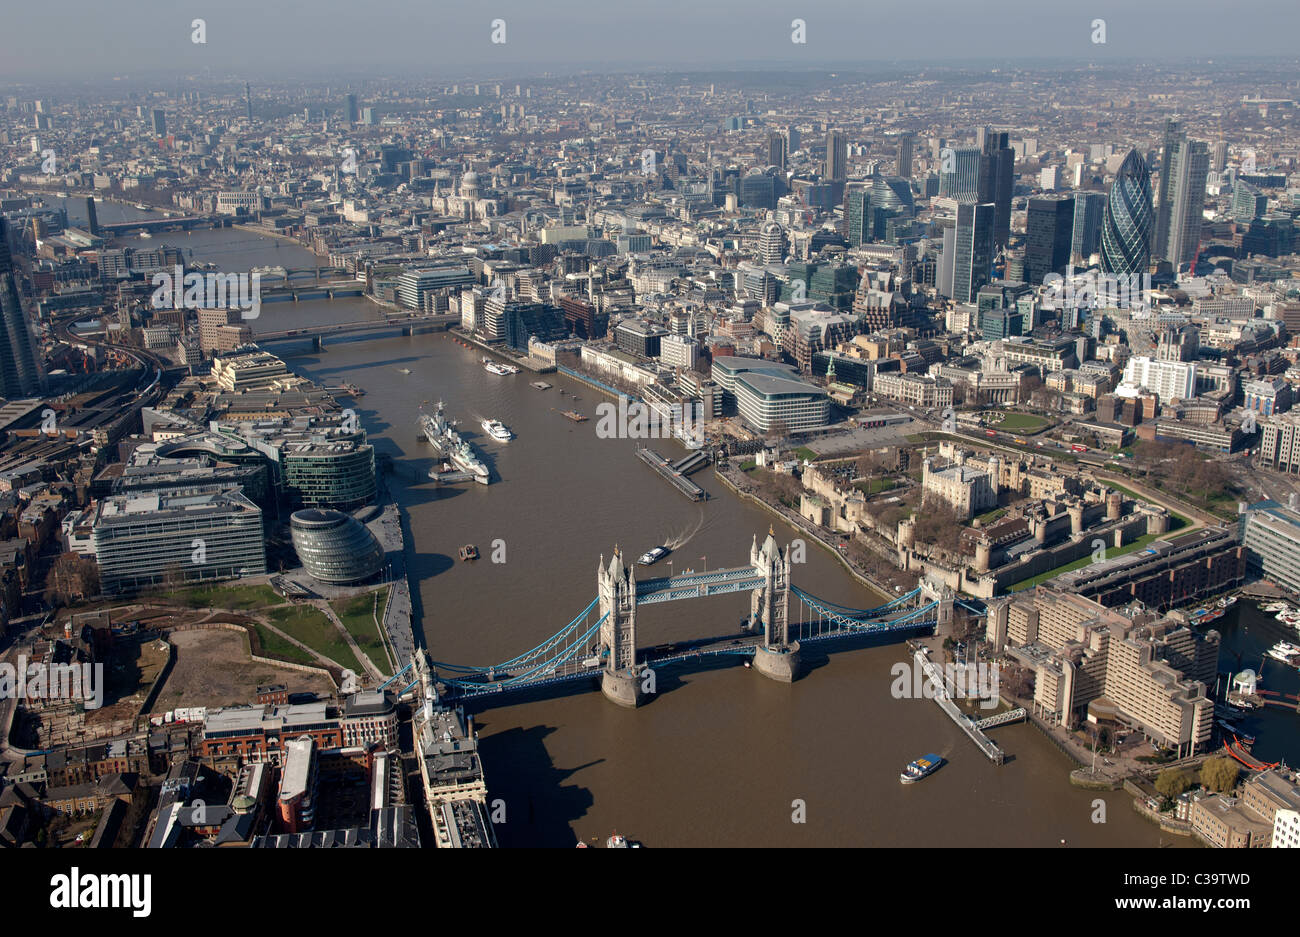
(474, 723, 599, 847)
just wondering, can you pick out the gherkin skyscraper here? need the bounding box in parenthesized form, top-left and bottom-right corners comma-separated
(1100, 148, 1154, 277)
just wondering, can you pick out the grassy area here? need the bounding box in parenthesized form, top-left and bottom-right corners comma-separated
(975, 507, 1007, 525)
(989, 412, 1049, 432)
(266, 605, 365, 672)
(852, 477, 899, 495)
(792, 446, 817, 462)
(740, 461, 758, 473)
(251, 622, 316, 666)
(173, 583, 284, 610)
(330, 592, 390, 663)
(1005, 532, 1165, 593)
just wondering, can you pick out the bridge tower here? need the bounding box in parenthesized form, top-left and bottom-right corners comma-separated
(749, 528, 801, 682)
(920, 575, 955, 638)
(597, 547, 647, 708)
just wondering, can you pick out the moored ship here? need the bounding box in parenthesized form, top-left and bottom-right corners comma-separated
(483, 356, 520, 375)
(420, 402, 490, 484)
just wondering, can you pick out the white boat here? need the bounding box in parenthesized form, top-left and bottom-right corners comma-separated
(482, 356, 519, 375)
(138, 231, 152, 239)
(1266, 645, 1300, 663)
(638, 546, 670, 566)
(481, 419, 513, 441)
(398, 368, 412, 375)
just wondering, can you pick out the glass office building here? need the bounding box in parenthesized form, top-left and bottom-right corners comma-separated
(93, 489, 266, 593)
(1100, 149, 1154, 277)
(290, 509, 386, 585)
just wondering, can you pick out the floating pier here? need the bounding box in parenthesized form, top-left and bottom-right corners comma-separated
(914, 648, 1008, 765)
(636, 448, 706, 501)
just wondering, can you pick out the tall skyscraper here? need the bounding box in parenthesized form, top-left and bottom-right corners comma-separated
(787, 125, 801, 154)
(978, 130, 1015, 248)
(845, 188, 871, 246)
(766, 131, 787, 171)
(952, 202, 996, 303)
(84, 196, 99, 237)
(1157, 138, 1209, 268)
(896, 132, 913, 179)
(1153, 118, 1182, 260)
(938, 146, 981, 201)
(1100, 149, 1154, 277)
(150, 107, 166, 137)
(344, 93, 359, 125)
(0, 219, 45, 398)
(1212, 140, 1228, 173)
(825, 130, 847, 182)
(1024, 195, 1076, 285)
(1070, 191, 1106, 261)
(245, 83, 253, 122)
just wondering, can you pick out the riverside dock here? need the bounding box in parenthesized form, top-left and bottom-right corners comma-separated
(636, 447, 707, 501)
(914, 648, 1012, 765)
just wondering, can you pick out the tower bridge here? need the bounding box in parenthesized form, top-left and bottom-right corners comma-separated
(386, 529, 953, 709)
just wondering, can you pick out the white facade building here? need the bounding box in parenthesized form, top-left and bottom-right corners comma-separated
(1119, 356, 1197, 402)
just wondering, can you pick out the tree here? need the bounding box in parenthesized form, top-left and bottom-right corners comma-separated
(1199, 756, 1240, 794)
(44, 553, 100, 608)
(1155, 768, 1193, 799)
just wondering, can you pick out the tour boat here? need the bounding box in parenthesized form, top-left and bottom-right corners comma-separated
(638, 546, 670, 566)
(900, 754, 943, 784)
(481, 419, 513, 441)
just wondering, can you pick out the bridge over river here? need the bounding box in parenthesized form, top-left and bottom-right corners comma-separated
(381, 530, 969, 708)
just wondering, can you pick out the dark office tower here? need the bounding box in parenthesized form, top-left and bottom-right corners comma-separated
(150, 107, 166, 137)
(245, 83, 253, 121)
(1158, 138, 1209, 268)
(1024, 195, 1076, 285)
(977, 130, 1015, 248)
(1152, 118, 1182, 260)
(766, 131, 787, 170)
(845, 188, 871, 246)
(0, 219, 44, 398)
(1100, 149, 1154, 277)
(952, 202, 996, 303)
(1070, 190, 1106, 261)
(84, 196, 99, 236)
(896, 132, 913, 178)
(787, 125, 800, 154)
(825, 130, 847, 182)
(344, 93, 359, 125)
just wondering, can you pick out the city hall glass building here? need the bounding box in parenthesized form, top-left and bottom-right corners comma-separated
(290, 509, 385, 585)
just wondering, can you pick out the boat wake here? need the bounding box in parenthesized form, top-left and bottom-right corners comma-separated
(663, 506, 709, 551)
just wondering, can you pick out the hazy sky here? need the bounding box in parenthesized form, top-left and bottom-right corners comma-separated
(2, 0, 1298, 81)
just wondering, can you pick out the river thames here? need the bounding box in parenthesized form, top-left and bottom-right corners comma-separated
(116, 224, 1201, 846)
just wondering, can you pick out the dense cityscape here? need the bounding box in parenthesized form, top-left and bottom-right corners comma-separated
(0, 7, 1297, 890)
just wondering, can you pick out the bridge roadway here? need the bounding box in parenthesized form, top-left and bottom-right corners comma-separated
(438, 602, 937, 702)
(257, 312, 459, 342)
